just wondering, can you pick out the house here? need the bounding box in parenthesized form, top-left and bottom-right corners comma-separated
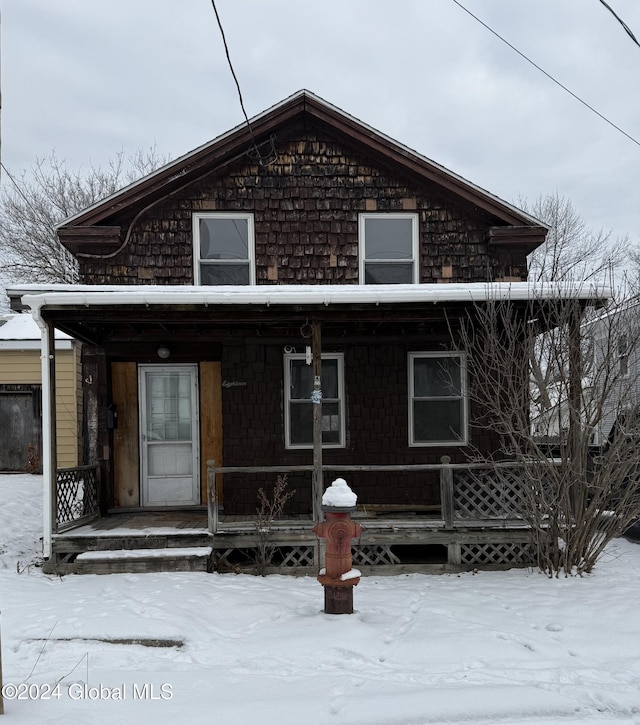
(9, 90, 609, 574)
(587, 298, 640, 448)
(531, 296, 640, 448)
(0, 313, 81, 472)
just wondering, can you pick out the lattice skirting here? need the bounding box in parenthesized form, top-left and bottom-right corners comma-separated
(352, 544, 401, 566)
(460, 542, 535, 566)
(213, 543, 402, 571)
(212, 541, 535, 571)
(214, 545, 316, 571)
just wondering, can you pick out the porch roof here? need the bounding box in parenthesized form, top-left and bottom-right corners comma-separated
(15, 281, 611, 312)
(10, 282, 611, 347)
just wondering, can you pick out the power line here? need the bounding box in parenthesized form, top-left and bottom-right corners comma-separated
(210, 0, 255, 145)
(0, 161, 50, 226)
(209, 1, 277, 166)
(451, 0, 640, 149)
(597, 0, 640, 49)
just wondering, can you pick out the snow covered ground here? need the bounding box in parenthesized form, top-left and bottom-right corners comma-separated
(1, 474, 640, 725)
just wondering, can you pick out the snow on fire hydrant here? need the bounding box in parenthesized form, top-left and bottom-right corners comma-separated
(313, 478, 362, 614)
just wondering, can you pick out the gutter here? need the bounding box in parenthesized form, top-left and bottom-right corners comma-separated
(18, 282, 613, 312)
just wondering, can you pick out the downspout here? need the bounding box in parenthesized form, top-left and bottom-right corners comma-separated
(567, 301, 586, 517)
(31, 301, 55, 560)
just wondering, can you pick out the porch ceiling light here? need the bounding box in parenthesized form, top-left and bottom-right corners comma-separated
(157, 345, 171, 359)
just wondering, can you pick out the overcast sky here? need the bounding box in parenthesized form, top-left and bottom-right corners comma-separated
(3, 0, 640, 246)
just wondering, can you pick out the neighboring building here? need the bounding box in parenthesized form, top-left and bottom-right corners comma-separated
(531, 297, 640, 448)
(9, 90, 607, 574)
(0, 314, 81, 471)
(587, 298, 640, 447)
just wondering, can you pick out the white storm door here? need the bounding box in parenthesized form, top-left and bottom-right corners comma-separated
(139, 365, 199, 507)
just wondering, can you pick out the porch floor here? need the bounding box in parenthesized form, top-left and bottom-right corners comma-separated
(61, 511, 210, 536)
(48, 509, 535, 576)
(59, 509, 449, 538)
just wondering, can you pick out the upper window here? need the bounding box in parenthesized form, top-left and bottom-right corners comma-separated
(193, 213, 255, 285)
(409, 352, 467, 446)
(284, 353, 345, 449)
(359, 213, 419, 284)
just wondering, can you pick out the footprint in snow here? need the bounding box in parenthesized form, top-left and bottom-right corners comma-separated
(545, 622, 563, 632)
(496, 632, 536, 652)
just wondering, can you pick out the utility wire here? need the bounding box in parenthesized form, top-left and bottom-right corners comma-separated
(210, 1, 258, 150)
(1, 162, 31, 205)
(451, 0, 640, 149)
(210, 0, 277, 165)
(0, 160, 51, 226)
(598, 0, 640, 49)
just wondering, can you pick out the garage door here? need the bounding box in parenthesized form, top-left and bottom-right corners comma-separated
(0, 385, 42, 472)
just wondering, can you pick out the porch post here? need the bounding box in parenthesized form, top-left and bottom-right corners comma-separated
(312, 320, 323, 523)
(440, 455, 455, 528)
(567, 301, 585, 512)
(39, 316, 57, 557)
(207, 460, 218, 534)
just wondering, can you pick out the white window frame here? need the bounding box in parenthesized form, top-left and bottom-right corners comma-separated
(193, 212, 255, 285)
(284, 352, 345, 450)
(358, 212, 419, 284)
(408, 352, 468, 447)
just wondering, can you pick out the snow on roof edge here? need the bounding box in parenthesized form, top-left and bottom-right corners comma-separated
(13, 282, 612, 312)
(0, 313, 72, 340)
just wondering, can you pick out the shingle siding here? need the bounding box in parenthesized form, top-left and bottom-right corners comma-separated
(78, 124, 526, 285)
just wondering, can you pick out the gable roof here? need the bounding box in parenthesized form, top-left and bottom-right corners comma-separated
(57, 90, 546, 233)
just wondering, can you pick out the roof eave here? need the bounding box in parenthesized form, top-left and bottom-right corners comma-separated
(55, 91, 311, 230)
(56, 90, 546, 232)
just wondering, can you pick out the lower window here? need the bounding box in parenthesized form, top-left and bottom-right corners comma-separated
(409, 352, 467, 446)
(284, 353, 345, 449)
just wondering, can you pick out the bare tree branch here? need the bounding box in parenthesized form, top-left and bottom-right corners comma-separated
(458, 294, 640, 576)
(520, 192, 623, 285)
(0, 146, 168, 285)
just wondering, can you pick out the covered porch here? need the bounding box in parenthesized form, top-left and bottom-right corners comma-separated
(12, 282, 608, 575)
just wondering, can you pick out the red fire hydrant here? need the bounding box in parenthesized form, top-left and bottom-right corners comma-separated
(313, 478, 362, 614)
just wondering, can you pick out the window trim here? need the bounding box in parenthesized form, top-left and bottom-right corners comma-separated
(358, 212, 419, 284)
(283, 352, 345, 450)
(408, 351, 468, 447)
(192, 212, 256, 285)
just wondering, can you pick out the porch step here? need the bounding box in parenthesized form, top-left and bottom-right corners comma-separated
(74, 546, 213, 574)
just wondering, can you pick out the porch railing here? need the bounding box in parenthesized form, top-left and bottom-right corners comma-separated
(206, 458, 551, 534)
(206, 464, 314, 534)
(55, 465, 100, 533)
